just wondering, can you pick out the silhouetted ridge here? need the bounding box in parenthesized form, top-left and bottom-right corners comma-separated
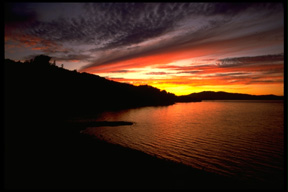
(184, 91, 283, 100)
(5, 55, 282, 120)
(5, 56, 176, 117)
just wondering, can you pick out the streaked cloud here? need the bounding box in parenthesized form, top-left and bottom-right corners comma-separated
(5, 2, 284, 95)
(217, 54, 284, 67)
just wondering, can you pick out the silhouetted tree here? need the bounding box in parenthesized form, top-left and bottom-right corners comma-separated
(5, 56, 180, 116)
(33, 55, 52, 66)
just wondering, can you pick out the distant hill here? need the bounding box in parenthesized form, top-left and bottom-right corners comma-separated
(4, 56, 176, 118)
(5, 56, 283, 120)
(184, 91, 283, 100)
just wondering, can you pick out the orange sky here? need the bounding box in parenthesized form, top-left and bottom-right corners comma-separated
(79, 21, 284, 96)
(5, 3, 284, 96)
(81, 44, 283, 96)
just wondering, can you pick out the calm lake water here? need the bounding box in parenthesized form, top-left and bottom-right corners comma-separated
(81, 100, 284, 183)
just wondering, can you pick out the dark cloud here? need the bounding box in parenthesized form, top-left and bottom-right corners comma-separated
(107, 77, 126, 80)
(5, 2, 284, 75)
(210, 72, 251, 77)
(262, 68, 284, 75)
(53, 54, 93, 61)
(111, 70, 131, 73)
(198, 3, 282, 17)
(8, 3, 282, 48)
(217, 54, 283, 67)
(5, 3, 37, 26)
(86, 3, 282, 49)
(179, 70, 203, 74)
(18, 3, 178, 46)
(158, 65, 212, 71)
(82, 3, 180, 47)
(145, 72, 170, 75)
(249, 79, 283, 84)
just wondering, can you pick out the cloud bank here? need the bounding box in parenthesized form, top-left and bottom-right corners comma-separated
(5, 2, 284, 95)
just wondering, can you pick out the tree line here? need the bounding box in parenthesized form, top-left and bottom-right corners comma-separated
(5, 55, 177, 118)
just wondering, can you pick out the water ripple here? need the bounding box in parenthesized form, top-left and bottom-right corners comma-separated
(86, 101, 284, 184)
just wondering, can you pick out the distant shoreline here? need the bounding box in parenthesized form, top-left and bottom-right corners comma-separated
(67, 120, 134, 130)
(179, 91, 284, 101)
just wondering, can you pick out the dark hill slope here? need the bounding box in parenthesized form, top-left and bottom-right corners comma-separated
(186, 91, 283, 100)
(4, 57, 176, 118)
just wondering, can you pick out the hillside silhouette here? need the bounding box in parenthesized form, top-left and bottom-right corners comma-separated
(5, 55, 177, 118)
(184, 91, 283, 100)
(5, 55, 282, 119)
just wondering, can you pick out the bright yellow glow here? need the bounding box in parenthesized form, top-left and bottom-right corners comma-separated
(88, 46, 283, 97)
(146, 83, 284, 96)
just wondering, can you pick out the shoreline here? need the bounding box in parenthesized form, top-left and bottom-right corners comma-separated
(5, 118, 284, 190)
(75, 132, 282, 190)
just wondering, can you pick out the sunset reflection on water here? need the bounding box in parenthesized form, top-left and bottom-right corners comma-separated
(82, 100, 284, 183)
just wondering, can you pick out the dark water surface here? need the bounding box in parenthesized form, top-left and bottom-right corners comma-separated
(82, 100, 284, 184)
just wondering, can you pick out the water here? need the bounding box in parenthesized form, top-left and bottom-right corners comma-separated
(81, 100, 284, 183)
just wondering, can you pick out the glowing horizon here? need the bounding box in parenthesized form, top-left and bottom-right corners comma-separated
(5, 3, 284, 96)
(86, 52, 284, 96)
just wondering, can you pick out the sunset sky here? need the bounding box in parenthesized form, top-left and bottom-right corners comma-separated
(5, 3, 284, 96)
